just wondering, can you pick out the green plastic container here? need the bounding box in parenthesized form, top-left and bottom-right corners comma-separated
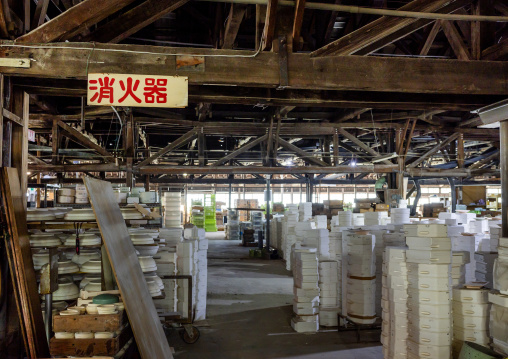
(459, 342, 503, 359)
(92, 294, 119, 305)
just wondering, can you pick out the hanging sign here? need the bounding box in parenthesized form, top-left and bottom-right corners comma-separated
(87, 73, 188, 108)
(28, 129, 35, 142)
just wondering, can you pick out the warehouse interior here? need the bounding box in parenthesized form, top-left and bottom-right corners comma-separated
(1, 1, 508, 358)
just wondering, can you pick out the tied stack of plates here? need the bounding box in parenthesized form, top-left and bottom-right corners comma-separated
(30, 233, 62, 248)
(57, 260, 80, 275)
(147, 280, 162, 297)
(318, 260, 340, 327)
(145, 274, 164, 290)
(364, 211, 389, 226)
(72, 249, 101, 266)
(298, 202, 312, 222)
(495, 237, 508, 294)
(97, 304, 117, 315)
(405, 223, 452, 359)
(390, 208, 411, 225)
(475, 252, 497, 285)
(121, 207, 145, 220)
(451, 251, 470, 288)
(27, 209, 57, 222)
(130, 233, 155, 245)
(81, 260, 102, 274)
(74, 184, 89, 204)
(138, 256, 157, 272)
(338, 211, 353, 227)
(488, 291, 508, 355)
(64, 209, 95, 221)
(63, 233, 101, 246)
(163, 192, 182, 228)
(57, 187, 75, 204)
(32, 251, 49, 270)
(50, 278, 80, 301)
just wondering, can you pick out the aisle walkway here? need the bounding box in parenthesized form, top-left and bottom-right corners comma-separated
(171, 233, 382, 359)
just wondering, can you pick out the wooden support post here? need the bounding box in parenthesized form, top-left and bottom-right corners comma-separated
(265, 115, 275, 166)
(333, 131, 339, 167)
(12, 89, 28, 210)
(52, 120, 59, 165)
(272, 112, 282, 163)
(198, 131, 206, 167)
(144, 136, 150, 191)
(323, 136, 331, 165)
(0, 74, 3, 166)
(501, 121, 508, 237)
(125, 113, 134, 187)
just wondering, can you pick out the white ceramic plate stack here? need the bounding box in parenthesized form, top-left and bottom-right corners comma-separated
(159, 228, 183, 245)
(27, 209, 57, 222)
(97, 305, 117, 315)
(318, 260, 339, 327)
(298, 202, 312, 222)
(50, 277, 80, 301)
(134, 244, 159, 256)
(291, 248, 319, 333)
(338, 211, 353, 227)
(163, 192, 182, 228)
(364, 211, 388, 226)
(81, 260, 102, 274)
(390, 208, 410, 225)
(381, 247, 408, 359)
(63, 233, 101, 247)
(74, 184, 89, 204)
(475, 252, 497, 286)
(140, 191, 157, 204)
(138, 256, 157, 272)
(130, 233, 155, 245)
(352, 213, 364, 226)
(72, 249, 101, 266)
(494, 237, 508, 294)
(405, 224, 452, 359)
(303, 229, 330, 261)
(121, 207, 145, 220)
(145, 274, 164, 290)
(64, 209, 95, 221)
(84, 279, 102, 292)
(30, 233, 62, 248)
(451, 288, 490, 356)
(57, 188, 76, 204)
(57, 260, 80, 275)
(32, 251, 50, 270)
(146, 280, 162, 297)
(451, 251, 469, 288)
(79, 274, 101, 289)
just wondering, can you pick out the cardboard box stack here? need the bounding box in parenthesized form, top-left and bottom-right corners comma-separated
(291, 248, 320, 332)
(381, 247, 408, 359)
(405, 224, 452, 359)
(450, 233, 477, 282)
(318, 260, 340, 327)
(344, 230, 376, 325)
(451, 251, 470, 288)
(163, 192, 181, 228)
(452, 287, 490, 356)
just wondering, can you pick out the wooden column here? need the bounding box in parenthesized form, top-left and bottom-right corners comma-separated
(125, 112, 134, 188)
(501, 120, 508, 237)
(12, 89, 28, 210)
(333, 131, 339, 166)
(144, 136, 150, 191)
(51, 119, 59, 165)
(457, 133, 465, 168)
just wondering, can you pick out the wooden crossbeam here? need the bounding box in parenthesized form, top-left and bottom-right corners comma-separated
(32, 0, 49, 29)
(408, 133, 460, 168)
(482, 38, 508, 61)
(212, 134, 268, 167)
(277, 136, 328, 166)
(292, 0, 306, 49)
(337, 128, 392, 164)
(469, 150, 499, 169)
(222, 4, 248, 49)
(17, 0, 137, 43)
(261, 0, 278, 50)
(137, 129, 197, 167)
(79, 0, 190, 44)
(28, 153, 47, 166)
(420, 20, 442, 56)
(311, 0, 463, 57)
(57, 121, 115, 163)
(333, 108, 370, 123)
(441, 20, 472, 60)
(4, 43, 508, 96)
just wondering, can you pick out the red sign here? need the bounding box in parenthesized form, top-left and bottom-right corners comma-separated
(28, 129, 35, 142)
(87, 73, 188, 108)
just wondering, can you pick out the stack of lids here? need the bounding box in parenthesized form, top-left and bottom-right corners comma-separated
(30, 233, 62, 247)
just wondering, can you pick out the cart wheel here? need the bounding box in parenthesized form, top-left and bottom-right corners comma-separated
(180, 326, 200, 344)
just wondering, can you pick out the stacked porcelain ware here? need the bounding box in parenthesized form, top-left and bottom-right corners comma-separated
(304, 229, 330, 261)
(475, 252, 497, 286)
(227, 210, 240, 240)
(251, 211, 264, 239)
(391, 208, 411, 225)
(163, 192, 182, 228)
(292, 221, 314, 271)
(176, 236, 196, 319)
(298, 202, 312, 221)
(456, 212, 478, 233)
(57, 187, 76, 204)
(405, 223, 452, 359)
(283, 205, 299, 269)
(381, 247, 408, 359)
(344, 230, 376, 325)
(314, 215, 327, 229)
(489, 224, 501, 251)
(338, 211, 352, 227)
(450, 233, 477, 282)
(291, 247, 319, 332)
(352, 213, 364, 226)
(364, 211, 388, 226)
(318, 260, 340, 327)
(451, 251, 469, 288)
(184, 226, 208, 320)
(153, 239, 178, 314)
(452, 287, 490, 356)
(328, 225, 342, 314)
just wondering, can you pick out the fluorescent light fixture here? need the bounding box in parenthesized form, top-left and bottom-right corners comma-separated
(473, 99, 508, 125)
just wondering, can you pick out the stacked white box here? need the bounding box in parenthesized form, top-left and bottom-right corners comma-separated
(451, 235, 476, 284)
(405, 224, 452, 359)
(318, 260, 340, 326)
(329, 227, 342, 311)
(227, 210, 240, 241)
(391, 208, 411, 225)
(314, 215, 328, 229)
(298, 202, 313, 222)
(475, 252, 497, 286)
(74, 184, 89, 204)
(451, 251, 470, 288)
(344, 231, 376, 325)
(176, 239, 197, 319)
(452, 287, 490, 356)
(304, 229, 330, 261)
(283, 205, 299, 270)
(456, 212, 477, 233)
(381, 247, 408, 359)
(163, 192, 182, 228)
(489, 291, 508, 355)
(364, 211, 388, 226)
(338, 211, 353, 227)
(473, 219, 489, 234)
(490, 225, 501, 251)
(153, 247, 178, 313)
(291, 248, 320, 332)
(352, 213, 364, 226)
(184, 227, 208, 320)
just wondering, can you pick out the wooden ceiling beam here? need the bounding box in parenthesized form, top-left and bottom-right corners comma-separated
(441, 20, 472, 60)
(332, 108, 371, 123)
(17, 0, 137, 43)
(3, 43, 508, 95)
(261, 0, 278, 50)
(137, 129, 197, 167)
(408, 132, 460, 168)
(482, 37, 508, 61)
(79, 0, 189, 44)
(211, 134, 268, 167)
(222, 4, 248, 49)
(277, 136, 329, 166)
(32, 0, 50, 30)
(292, 0, 306, 49)
(419, 20, 442, 56)
(311, 0, 466, 57)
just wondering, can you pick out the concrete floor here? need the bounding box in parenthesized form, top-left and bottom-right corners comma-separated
(171, 232, 383, 359)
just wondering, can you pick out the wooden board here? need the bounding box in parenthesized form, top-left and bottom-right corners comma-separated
(462, 185, 486, 206)
(84, 177, 173, 359)
(50, 324, 132, 357)
(0, 167, 49, 357)
(53, 312, 126, 333)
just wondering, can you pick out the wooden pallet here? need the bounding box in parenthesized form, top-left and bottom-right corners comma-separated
(53, 312, 127, 333)
(50, 324, 132, 357)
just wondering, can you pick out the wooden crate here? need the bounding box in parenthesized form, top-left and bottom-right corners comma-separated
(50, 324, 132, 357)
(53, 312, 126, 333)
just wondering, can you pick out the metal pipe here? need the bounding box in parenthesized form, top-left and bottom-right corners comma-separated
(265, 175, 271, 251)
(501, 121, 508, 237)
(45, 293, 52, 344)
(196, 0, 508, 22)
